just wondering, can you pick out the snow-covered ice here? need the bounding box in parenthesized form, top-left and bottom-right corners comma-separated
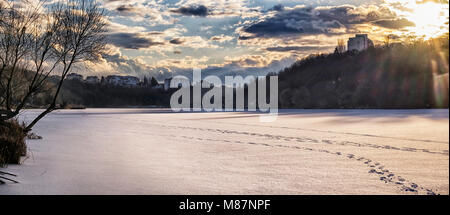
(0, 109, 448, 194)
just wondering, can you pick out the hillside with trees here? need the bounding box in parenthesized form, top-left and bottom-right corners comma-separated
(276, 36, 449, 109)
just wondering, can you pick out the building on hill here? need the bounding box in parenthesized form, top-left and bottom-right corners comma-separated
(347, 34, 373, 52)
(85, 76, 99, 84)
(66, 73, 83, 81)
(105, 75, 140, 87)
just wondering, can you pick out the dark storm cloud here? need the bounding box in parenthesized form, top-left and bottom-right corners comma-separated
(115, 5, 140, 15)
(373, 18, 415, 29)
(242, 5, 399, 38)
(147, 32, 164, 35)
(171, 5, 209, 17)
(116, 5, 133, 12)
(108, 33, 164, 49)
(269, 4, 284, 12)
(266, 46, 334, 52)
(238, 36, 256, 40)
(169, 38, 185, 44)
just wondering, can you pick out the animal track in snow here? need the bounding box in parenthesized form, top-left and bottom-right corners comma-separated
(158, 132, 439, 195)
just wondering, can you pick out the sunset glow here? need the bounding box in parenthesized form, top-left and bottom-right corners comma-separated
(4, 0, 447, 79)
(397, 1, 449, 39)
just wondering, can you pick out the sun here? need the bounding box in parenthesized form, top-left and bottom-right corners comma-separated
(403, 1, 449, 39)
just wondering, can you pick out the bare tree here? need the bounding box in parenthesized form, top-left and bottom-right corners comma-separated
(384, 34, 397, 48)
(334, 39, 346, 54)
(0, 0, 42, 115)
(25, 0, 107, 131)
(0, 0, 107, 131)
(1, 0, 60, 119)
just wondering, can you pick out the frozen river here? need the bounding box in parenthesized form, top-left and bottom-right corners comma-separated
(0, 109, 448, 194)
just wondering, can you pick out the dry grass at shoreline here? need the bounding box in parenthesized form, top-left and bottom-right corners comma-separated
(0, 120, 27, 167)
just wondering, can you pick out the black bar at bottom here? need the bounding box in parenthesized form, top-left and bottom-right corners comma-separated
(0, 195, 447, 214)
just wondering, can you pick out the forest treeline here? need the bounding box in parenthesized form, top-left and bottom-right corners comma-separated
(27, 77, 172, 108)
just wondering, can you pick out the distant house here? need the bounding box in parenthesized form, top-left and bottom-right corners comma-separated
(66, 73, 83, 81)
(85, 76, 99, 84)
(105, 75, 140, 87)
(347, 34, 373, 52)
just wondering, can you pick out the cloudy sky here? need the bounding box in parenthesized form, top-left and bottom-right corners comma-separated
(79, 0, 449, 80)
